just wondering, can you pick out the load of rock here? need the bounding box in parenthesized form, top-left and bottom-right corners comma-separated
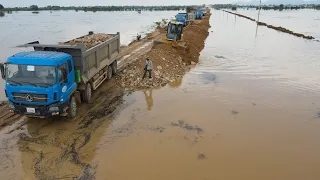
(115, 44, 189, 89)
(60, 33, 113, 49)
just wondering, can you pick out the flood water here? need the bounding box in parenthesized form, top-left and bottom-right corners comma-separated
(92, 10, 320, 179)
(1, 9, 320, 180)
(237, 8, 320, 39)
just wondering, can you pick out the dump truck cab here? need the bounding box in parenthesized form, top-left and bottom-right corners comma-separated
(195, 10, 203, 19)
(175, 13, 188, 26)
(0, 51, 77, 117)
(166, 21, 184, 41)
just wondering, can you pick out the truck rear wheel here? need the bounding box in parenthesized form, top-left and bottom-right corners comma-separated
(112, 60, 117, 75)
(107, 66, 112, 80)
(82, 83, 92, 103)
(67, 96, 77, 118)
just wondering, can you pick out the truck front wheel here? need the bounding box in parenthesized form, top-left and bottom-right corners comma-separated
(82, 83, 92, 103)
(67, 96, 77, 118)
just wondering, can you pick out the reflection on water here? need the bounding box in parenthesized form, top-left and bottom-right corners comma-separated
(143, 89, 153, 111)
(168, 77, 183, 88)
(255, 23, 259, 38)
(237, 9, 320, 39)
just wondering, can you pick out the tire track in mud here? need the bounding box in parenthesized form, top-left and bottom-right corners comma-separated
(14, 82, 125, 179)
(0, 36, 154, 179)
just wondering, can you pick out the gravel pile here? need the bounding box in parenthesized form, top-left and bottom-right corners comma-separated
(60, 33, 113, 49)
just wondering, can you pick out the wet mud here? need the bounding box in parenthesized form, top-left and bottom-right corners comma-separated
(0, 80, 124, 179)
(0, 102, 22, 130)
(171, 120, 204, 134)
(197, 153, 206, 160)
(231, 110, 239, 115)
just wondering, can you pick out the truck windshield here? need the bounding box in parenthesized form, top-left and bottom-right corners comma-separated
(6, 64, 56, 86)
(176, 15, 185, 18)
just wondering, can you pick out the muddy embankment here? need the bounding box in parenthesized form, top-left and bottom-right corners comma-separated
(115, 13, 211, 89)
(0, 12, 211, 129)
(0, 11, 211, 179)
(223, 10, 315, 40)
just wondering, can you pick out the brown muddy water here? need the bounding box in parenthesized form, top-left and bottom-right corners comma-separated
(1, 9, 320, 180)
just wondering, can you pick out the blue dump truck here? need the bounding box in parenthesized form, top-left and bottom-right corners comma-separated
(201, 8, 207, 16)
(195, 10, 203, 19)
(175, 13, 188, 26)
(0, 32, 120, 118)
(175, 13, 195, 26)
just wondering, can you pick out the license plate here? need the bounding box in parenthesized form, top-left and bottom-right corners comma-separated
(26, 108, 35, 114)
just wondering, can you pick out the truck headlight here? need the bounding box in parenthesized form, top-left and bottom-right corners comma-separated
(8, 101, 15, 109)
(49, 103, 60, 112)
(49, 106, 59, 111)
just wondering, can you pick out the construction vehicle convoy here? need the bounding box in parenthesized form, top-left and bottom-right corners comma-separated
(0, 7, 208, 118)
(159, 8, 203, 47)
(0, 32, 120, 118)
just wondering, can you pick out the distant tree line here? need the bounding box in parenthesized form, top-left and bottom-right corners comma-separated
(1, 5, 198, 12)
(212, 4, 320, 10)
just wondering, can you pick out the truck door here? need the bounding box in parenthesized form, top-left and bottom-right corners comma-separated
(177, 25, 183, 40)
(58, 62, 72, 104)
(66, 59, 75, 87)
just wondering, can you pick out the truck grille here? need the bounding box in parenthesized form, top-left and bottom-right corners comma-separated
(12, 93, 48, 103)
(53, 92, 57, 101)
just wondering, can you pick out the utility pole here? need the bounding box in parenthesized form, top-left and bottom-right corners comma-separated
(257, 0, 262, 22)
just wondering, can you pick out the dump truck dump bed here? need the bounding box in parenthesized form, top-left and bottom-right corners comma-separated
(26, 32, 120, 84)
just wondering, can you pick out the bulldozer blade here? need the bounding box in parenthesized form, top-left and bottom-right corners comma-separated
(153, 40, 166, 45)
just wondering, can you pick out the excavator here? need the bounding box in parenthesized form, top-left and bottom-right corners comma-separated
(154, 20, 186, 48)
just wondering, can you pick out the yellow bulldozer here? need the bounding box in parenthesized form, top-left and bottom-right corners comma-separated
(154, 20, 186, 48)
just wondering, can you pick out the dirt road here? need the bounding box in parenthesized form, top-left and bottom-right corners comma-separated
(0, 11, 211, 179)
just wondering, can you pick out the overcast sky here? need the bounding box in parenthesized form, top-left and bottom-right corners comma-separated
(1, 0, 244, 7)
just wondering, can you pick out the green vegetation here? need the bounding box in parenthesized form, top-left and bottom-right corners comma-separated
(212, 4, 320, 10)
(2, 5, 194, 12)
(186, 6, 195, 13)
(30, 5, 39, 11)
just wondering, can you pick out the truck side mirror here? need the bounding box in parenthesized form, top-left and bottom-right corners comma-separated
(0, 63, 5, 80)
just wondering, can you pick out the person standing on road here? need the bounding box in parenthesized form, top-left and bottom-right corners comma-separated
(143, 57, 152, 79)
